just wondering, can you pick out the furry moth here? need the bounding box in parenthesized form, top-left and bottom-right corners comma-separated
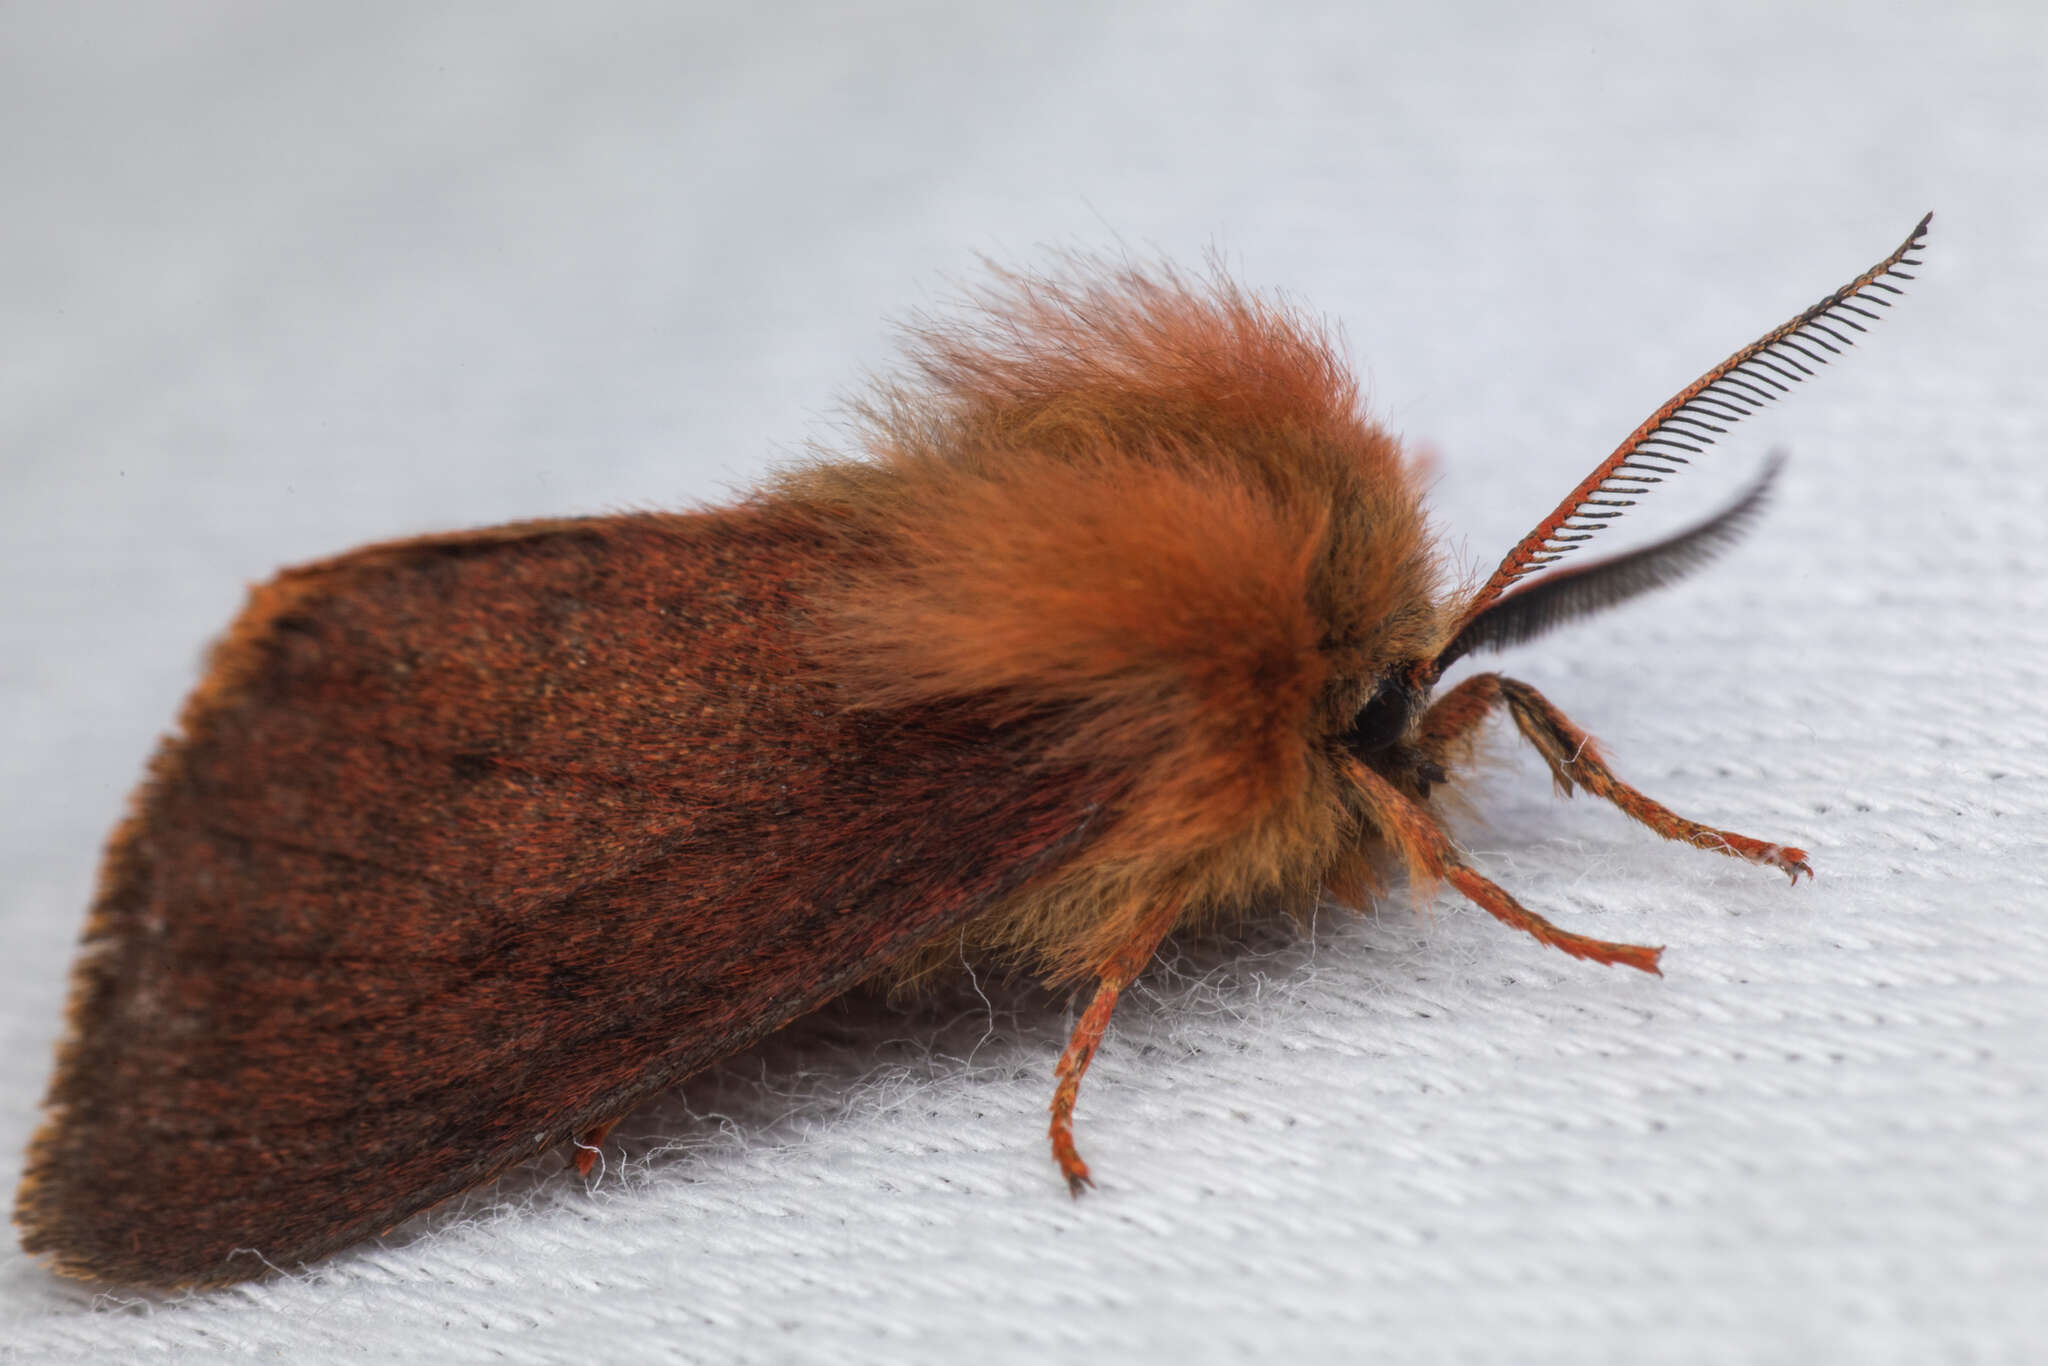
(15, 213, 1931, 1288)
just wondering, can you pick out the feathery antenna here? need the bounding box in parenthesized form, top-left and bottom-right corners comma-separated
(1435, 212, 1931, 674)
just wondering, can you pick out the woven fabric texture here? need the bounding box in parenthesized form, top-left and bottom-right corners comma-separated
(2, 3, 2042, 1363)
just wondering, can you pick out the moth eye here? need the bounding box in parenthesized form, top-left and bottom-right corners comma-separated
(1345, 676, 1417, 755)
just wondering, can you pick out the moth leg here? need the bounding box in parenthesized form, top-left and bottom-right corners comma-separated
(572, 1117, 621, 1177)
(1049, 896, 1185, 1197)
(1418, 673, 1812, 882)
(1343, 756, 1663, 974)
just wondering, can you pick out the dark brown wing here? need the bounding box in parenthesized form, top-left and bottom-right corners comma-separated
(16, 509, 1107, 1288)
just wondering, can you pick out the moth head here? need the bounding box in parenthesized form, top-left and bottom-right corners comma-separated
(1333, 452, 1784, 790)
(1336, 653, 1434, 749)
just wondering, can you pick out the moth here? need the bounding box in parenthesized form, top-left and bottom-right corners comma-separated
(15, 214, 1929, 1288)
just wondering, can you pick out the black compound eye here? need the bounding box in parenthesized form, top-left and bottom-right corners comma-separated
(1345, 676, 1416, 755)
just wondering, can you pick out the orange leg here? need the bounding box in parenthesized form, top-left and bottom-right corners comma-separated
(1418, 673, 1811, 882)
(1343, 756, 1664, 974)
(572, 1117, 621, 1177)
(1049, 896, 1185, 1196)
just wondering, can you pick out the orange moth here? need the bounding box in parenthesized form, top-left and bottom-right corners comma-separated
(14, 214, 1929, 1288)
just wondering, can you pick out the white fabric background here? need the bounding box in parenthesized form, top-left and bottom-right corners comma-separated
(2, 3, 2041, 1362)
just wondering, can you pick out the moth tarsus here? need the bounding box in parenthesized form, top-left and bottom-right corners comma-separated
(15, 214, 1930, 1288)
